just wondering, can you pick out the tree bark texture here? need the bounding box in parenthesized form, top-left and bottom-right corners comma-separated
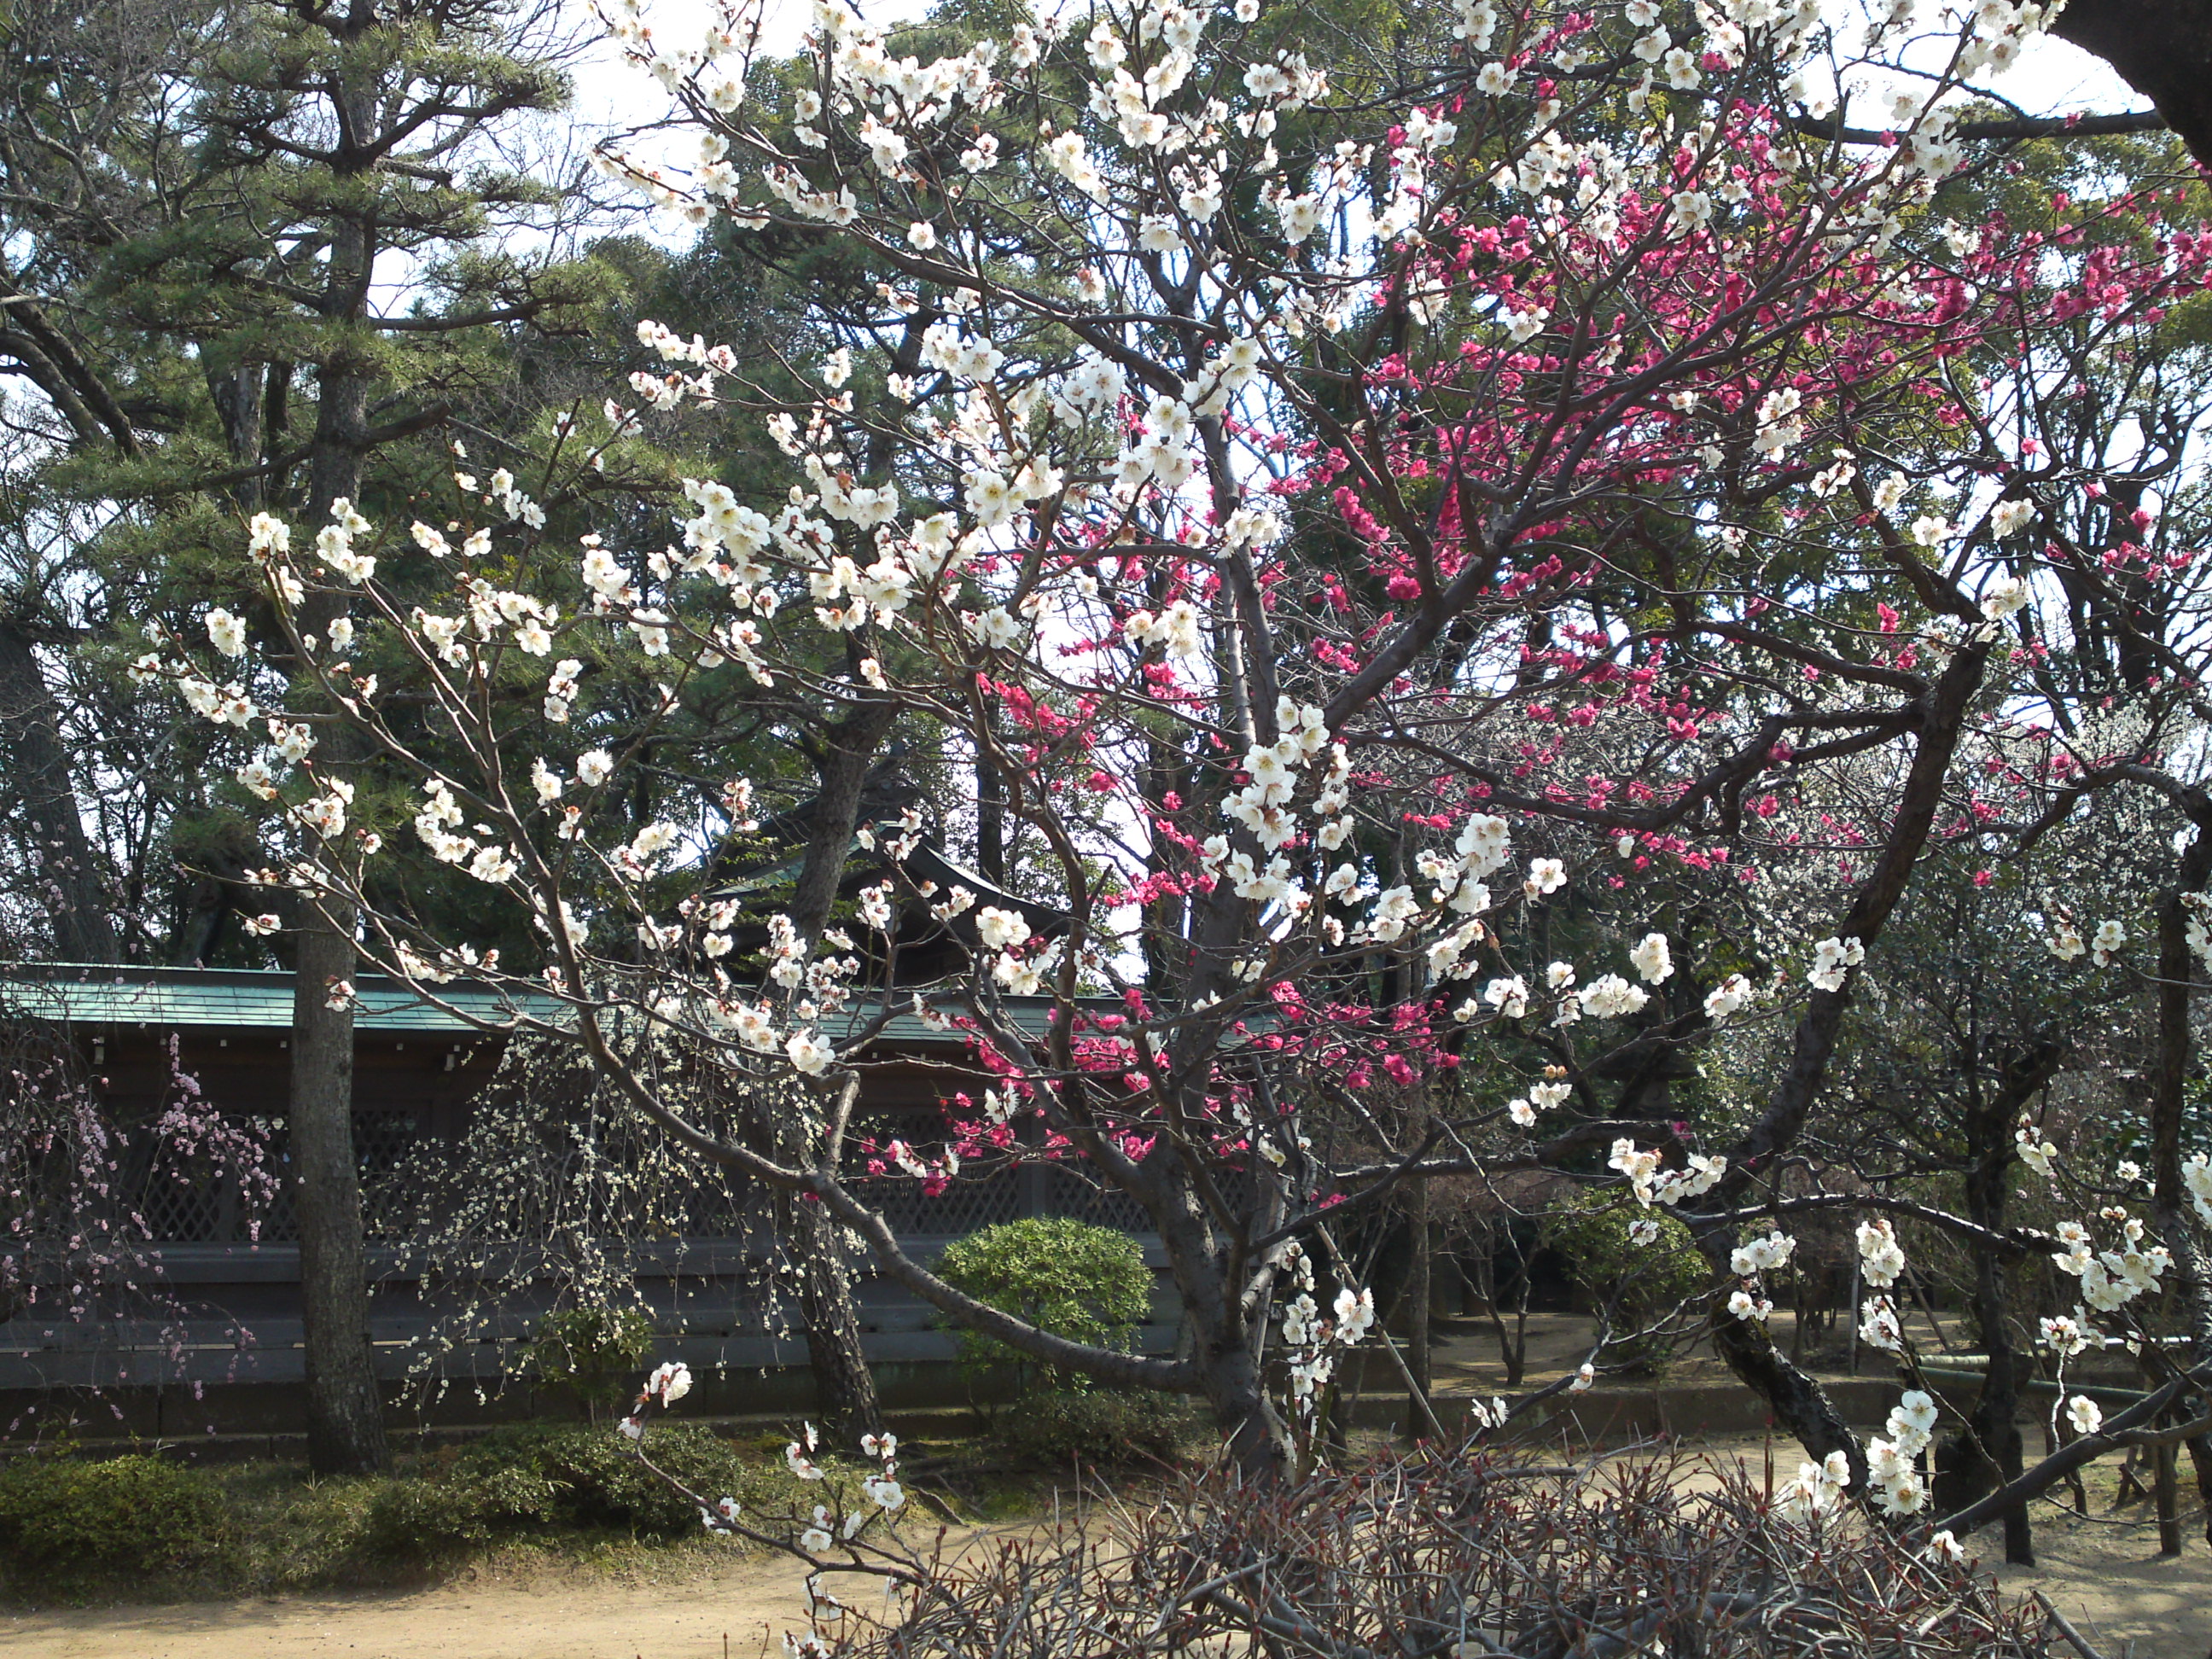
(2149, 817, 2212, 1543)
(2055, 0, 2212, 166)
(777, 1190, 885, 1437)
(288, 186, 387, 1470)
(290, 914, 387, 1474)
(776, 698, 899, 1436)
(0, 618, 118, 963)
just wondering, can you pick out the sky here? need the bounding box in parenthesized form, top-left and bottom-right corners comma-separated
(551, 0, 2158, 262)
(563, 0, 2150, 148)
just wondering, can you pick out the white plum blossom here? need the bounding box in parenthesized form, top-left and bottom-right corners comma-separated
(205, 609, 247, 657)
(1731, 1231, 1796, 1276)
(1703, 974, 1754, 1019)
(1775, 1452, 1851, 1525)
(1806, 935, 1864, 992)
(1579, 975, 1650, 1019)
(1856, 1218, 1907, 1288)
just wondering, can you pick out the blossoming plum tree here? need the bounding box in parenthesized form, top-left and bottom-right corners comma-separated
(139, 0, 2212, 1516)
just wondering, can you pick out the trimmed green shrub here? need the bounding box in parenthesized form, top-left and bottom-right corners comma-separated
(992, 1388, 1196, 1468)
(934, 1218, 1154, 1394)
(360, 1423, 765, 1560)
(527, 1304, 656, 1419)
(1540, 1190, 1708, 1370)
(0, 1453, 233, 1580)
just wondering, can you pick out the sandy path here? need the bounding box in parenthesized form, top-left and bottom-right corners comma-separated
(1989, 1513, 2212, 1658)
(0, 1553, 820, 1659)
(4, 1485, 2207, 1658)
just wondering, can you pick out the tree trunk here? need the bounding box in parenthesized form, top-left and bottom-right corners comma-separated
(0, 618, 118, 963)
(2054, 0, 2212, 166)
(291, 915, 387, 1473)
(2149, 812, 2212, 1543)
(1405, 1094, 1432, 1418)
(1936, 1261, 2031, 1563)
(287, 187, 387, 1470)
(779, 1190, 884, 1436)
(975, 742, 1004, 885)
(1935, 1042, 2059, 1563)
(776, 699, 898, 1437)
(1203, 1335, 1289, 1481)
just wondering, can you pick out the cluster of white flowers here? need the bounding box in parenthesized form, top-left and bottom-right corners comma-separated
(1702, 972, 1755, 1020)
(1988, 497, 2037, 538)
(1856, 1219, 1906, 1287)
(1863, 1389, 1939, 1515)
(1805, 934, 1865, 992)
(1730, 1230, 1795, 1277)
(1221, 698, 1335, 854)
(2051, 1210, 2171, 1313)
(2014, 1121, 2060, 1184)
(1274, 1243, 1375, 1425)
(2040, 1311, 2093, 1358)
(1505, 1075, 1573, 1128)
(1628, 932, 1674, 984)
(1775, 1450, 1853, 1526)
(1577, 974, 1651, 1020)
(1853, 1218, 1910, 1353)
(1609, 1138, 1727, 1208)
(2186, 1152, 2212, 1227)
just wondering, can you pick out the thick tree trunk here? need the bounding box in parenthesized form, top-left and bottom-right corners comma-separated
(1405, 1092, 1432, 1417)
(1938, 1260, 2031, 1562)
(288, 188, 387, 1469)
(2149, 816, 2212, 1543)
(287, 886, 381, 1481)
(290, 915, 387, 1474)
(0, 618, 118, 963)
(1203, 1341, 1287, 1480)
(1936, 1043, 2060, 1563)
(778, 1190, 883, 1437)
(776, 699, 898, 1437)
(2054, 0, 2212, 167)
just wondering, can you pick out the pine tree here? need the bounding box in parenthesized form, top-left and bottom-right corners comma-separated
(1, 0, 604, 1472)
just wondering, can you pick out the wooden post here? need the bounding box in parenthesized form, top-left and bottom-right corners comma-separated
(1406, 1090, 1432, 1420)
(2156, 1435, 2182, 1556)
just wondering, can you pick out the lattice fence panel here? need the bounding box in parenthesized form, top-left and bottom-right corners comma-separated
(1045, 1165, 1154, 1232)
(855, 1171, 1027, 1236)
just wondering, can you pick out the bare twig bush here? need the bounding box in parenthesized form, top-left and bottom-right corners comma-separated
(822, 1440, 2047, 1659)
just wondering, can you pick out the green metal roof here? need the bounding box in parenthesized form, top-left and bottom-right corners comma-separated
(0, 969, 1258, 1052)
(0, 965, 539, 1033)
(827, 992, 1272, 1052)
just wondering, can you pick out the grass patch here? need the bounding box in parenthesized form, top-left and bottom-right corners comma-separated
(0, 1423, 792, 1606)
(0, 1417, 1196, 1608)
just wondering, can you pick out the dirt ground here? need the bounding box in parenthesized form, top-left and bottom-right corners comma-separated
(1686, 1435, 2212, 1659)
(6, 1313, 2206, 1659)
(0, 1546, 824, 1659)
(5, 1486, 2208, 1659)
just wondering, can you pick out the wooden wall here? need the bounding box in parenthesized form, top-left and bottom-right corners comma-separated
(1, 1027, 1178, 1436)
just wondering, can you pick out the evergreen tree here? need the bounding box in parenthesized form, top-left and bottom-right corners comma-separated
(0, 0, 606, 1472)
